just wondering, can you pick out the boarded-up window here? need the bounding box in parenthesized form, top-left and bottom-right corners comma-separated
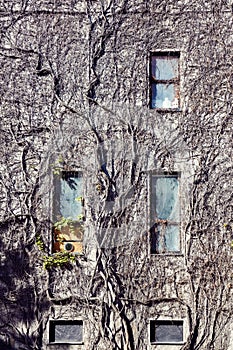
(150, 320, 183, 344)
(150, 52, 180, 110)
(49, 320, 83, 344)
(53, 172, 84, 254)
(150, 174, 180, 253)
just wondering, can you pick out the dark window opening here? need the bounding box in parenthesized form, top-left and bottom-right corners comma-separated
(150, 320, 183, 344)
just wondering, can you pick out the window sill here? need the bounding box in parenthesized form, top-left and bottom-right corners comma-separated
(48, 342, 84, 345)
(150, 108, 182, 113)
(151, 342, 185, 345)
(151, 253, 184, 257)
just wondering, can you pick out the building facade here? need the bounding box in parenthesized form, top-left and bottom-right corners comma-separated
(0, 0, 232, 349)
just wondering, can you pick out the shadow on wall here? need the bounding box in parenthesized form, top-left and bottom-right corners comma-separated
(0, 246, 50, 350)
(0, 339, 15, 350)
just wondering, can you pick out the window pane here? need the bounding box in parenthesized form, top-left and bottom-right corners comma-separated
(50, 320, 83, 343)
(152, 176, 179, 222)
(55, 324, 82, 343)
(151, 55, 179, 80)
(150, 320, 183, 343)
(54, 172, 83, 221)
(151, 83, 179, 109)
(165, 225, 180, 251)
(153, 225, 163, 253)
(60, 175, 83, 220)
(152, 225, 180, 253)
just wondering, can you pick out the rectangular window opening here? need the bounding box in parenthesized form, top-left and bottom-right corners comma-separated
(150, 173, 180, 254)
(49, 320, 83, 344)
(53, 171, 84, 254)
(150, 320, 184, 344)
(150, 51, 180, 110)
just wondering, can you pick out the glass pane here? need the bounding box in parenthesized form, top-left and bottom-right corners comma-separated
(152, 224, 180, 253)
(60, 174, 83, 220)
(151, 55, 179, 80)
(154, 225, 163, 253)
(153, 321, 183, 343)
(152, 176, 179, 221)
(54, 221, 84, 241)
(50, 321, 83, 343)
(165, 225, 180, 251)
(151, 83, 179, 109)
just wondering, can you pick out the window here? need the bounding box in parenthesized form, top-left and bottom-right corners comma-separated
(150, 52, 180, 110)
(150, 173, 180, 254)
(150, 320, 184, 344)
(53, 171, 84, 254)
(49, 320, 83, 344)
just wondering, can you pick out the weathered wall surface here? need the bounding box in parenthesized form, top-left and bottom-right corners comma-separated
(0, 0, 232, 349)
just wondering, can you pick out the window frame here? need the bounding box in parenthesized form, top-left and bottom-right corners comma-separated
(52, 170, 84, 254)
(149, 51, 181, 111)
(149, 172, 181, 255)
(49, 319, 84, 345)
(149, 319, 184, 345)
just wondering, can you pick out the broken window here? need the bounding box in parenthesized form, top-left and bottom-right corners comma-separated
(53, 171, 84, 254)
(49, 320, 83, 344)
(150, 52, 180, 110)
(150, 174, 180, 254)
(150, 320, 184, 344)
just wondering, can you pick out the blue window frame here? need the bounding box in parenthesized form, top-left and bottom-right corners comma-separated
(150, 173, 180, 254)
(150, 52, 180, 110)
